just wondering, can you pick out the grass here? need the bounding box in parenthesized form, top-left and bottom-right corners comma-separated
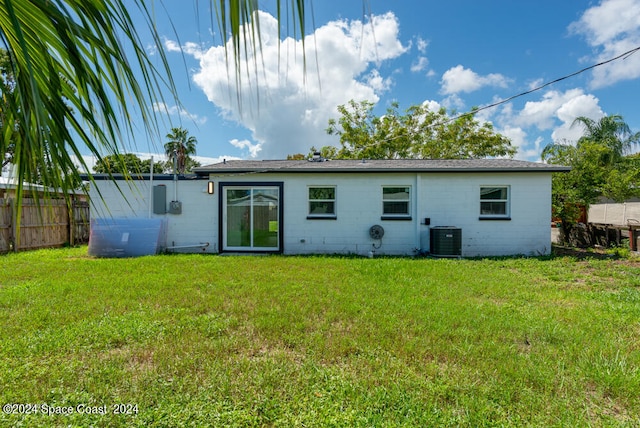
(0, 247, 639, 427)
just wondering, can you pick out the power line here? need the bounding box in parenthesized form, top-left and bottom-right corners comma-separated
(449, 45, 640, 123)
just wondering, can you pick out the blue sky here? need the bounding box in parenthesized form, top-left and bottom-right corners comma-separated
(110, 0, 640, 167)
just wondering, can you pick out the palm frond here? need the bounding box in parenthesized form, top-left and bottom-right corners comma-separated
(0, 0, 178, 208)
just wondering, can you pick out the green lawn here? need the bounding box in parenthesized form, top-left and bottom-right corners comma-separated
(0, 247, 639, 427)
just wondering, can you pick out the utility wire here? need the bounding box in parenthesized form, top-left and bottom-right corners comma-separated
(448, 45, 640, 123)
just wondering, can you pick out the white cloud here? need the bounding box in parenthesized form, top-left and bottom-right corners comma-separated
(410, 37, 430, 74)
(164, 39, 181, 53)
(440, 65, 510, 95)
(499, 126, 544, 160)
(476, 88, 608, 161)
(411, 57, 429, 73)
(569, 0, 640, 88)
(491, 88, 605, 159)
(164, 39, 207, 58)
(153, 102, 208, 126)
(527, 78, 544, 91)
(506, 89, 602, 133)
(172, 11, 406, 158)
(551, 94, 605, 143)
(364, 69, 394, 93)
(441, 94, 465, 111)
(421, 100, 442, 112)
(416, 37, 429, 54)
(229, 139, 262, 158)
(570, 0, 640, 46)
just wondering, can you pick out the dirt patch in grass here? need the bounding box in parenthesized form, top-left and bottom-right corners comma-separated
(553, 245, 639, 265)
(553, 245, 616, 259)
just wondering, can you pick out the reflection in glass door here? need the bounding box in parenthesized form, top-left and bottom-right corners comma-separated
(223, 186, 280, 251)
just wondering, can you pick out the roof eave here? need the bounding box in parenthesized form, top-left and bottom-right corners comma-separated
(196, 166, 572, 174)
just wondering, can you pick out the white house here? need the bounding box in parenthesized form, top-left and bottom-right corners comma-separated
(87, 158, 569, 257)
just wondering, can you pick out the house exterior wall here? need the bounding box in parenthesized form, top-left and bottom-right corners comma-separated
(210, 170, 552, 256)
(90, 179, 218, 253)
(276, 172, 417, 255)
(418, 172, 552, 256)
(89, 170, 553, 257)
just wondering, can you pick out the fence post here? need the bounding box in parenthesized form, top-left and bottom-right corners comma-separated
(9, 197, 16, 252)
(68, 195, 74, 246)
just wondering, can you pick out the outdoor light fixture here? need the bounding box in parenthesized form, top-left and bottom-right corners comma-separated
(207, 181, 215, 194)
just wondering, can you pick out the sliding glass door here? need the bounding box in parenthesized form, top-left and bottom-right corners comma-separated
(222, 185, 281, 252)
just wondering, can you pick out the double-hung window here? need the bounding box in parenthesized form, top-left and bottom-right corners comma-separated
(382, 186, 411, 220)
(308, 186, 336, 219)
(480, 186, 510, 219)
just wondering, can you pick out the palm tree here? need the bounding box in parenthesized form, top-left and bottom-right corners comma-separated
(164, 127, 198, 174)
(573, 115, 640, 163)
(0, 0, 306, 206)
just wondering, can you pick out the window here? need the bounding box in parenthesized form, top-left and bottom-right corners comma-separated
(382, 186, 411, 219)
(480, 186, 510, 219)
(308, 186, 336, 218)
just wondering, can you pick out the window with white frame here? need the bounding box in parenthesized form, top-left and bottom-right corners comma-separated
(480, 186, 510, 218)
(382, 186, 411, 218)
(308, 186, 336, 218)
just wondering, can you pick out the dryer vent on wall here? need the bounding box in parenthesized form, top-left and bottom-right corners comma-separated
(369, 224, 385, 240)
(430, 227, 461, 257)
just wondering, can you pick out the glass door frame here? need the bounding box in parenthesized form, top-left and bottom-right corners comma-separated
(219, 182, 283, 253)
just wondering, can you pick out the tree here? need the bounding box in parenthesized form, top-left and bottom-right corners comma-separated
(93, 154, 144, 175)
(0, 0, 306, 208)
(140, 158, 169, 174)
(164, 127, 198, 174)
(323, 100, 515, 160)
(542, 115, 640, 245)
(180, 156, 202, 174)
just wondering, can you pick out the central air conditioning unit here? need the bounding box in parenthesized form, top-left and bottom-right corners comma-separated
(430, 226, 462, 257)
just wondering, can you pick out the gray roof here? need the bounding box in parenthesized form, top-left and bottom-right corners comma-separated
(194, 158, 570, 174)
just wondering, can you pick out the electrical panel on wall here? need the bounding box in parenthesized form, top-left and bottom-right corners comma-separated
(153, 185, 166, 214)
(169, 201, 182, 214)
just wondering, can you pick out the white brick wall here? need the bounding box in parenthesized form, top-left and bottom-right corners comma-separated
(90, 170, 553, 257)
(420, 173, 552, 256)
(90, 179, 217, 253)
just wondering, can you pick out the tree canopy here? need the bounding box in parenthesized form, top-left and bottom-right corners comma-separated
(311, 100, 516, 160)
(93, 154, 145, 175)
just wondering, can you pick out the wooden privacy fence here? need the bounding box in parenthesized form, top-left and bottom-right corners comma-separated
(0, 197, 90, 254)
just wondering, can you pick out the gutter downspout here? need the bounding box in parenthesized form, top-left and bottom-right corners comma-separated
(148, 156, 154, 218)
(415, 174, 421, 253)
(173, 151, 178, 202)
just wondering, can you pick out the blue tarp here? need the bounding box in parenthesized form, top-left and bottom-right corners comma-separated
(88, 218, 167, 257)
